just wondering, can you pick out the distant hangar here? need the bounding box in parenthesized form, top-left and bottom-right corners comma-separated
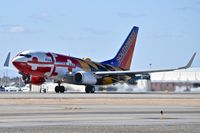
(150, 68, 200, 91)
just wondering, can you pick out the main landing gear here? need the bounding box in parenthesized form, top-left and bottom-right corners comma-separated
(55, 83, 65, 93)
(85, 85, 95, 93)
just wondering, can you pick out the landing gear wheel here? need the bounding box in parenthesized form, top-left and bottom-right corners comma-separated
(85, 85, 95, 93)
(55, 86, 60, 93)
(60, 86, 65, 93)
(55, 85, 65, 93)
(85, 86, 90, 93)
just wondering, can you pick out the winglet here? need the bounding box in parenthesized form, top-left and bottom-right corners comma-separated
(178, 52, 196, 69)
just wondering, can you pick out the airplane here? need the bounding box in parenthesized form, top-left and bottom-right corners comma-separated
(12, 26, 196, 93)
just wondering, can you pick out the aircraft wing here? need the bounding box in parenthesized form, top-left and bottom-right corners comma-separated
(95, 53, 196, 76)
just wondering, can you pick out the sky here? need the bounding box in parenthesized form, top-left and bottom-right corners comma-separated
(0, 0, 200, 77)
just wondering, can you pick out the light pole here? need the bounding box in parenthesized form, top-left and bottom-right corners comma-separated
(149, 63, 152, 70)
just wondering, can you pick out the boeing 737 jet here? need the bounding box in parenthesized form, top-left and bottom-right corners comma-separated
(12, 26, 196, 93)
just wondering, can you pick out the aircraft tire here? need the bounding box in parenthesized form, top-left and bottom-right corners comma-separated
(85, 86, 90, 93)
(55, 86, 60, 93)
(85, 85, 95, 93)
(60, 86, 65, 93)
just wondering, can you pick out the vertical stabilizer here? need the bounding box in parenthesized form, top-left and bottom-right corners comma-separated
(102, 26, 139, 70)
(4, 52, 11, 67)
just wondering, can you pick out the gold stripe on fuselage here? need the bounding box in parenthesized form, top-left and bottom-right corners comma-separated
(103, 77, 113, 85)
(77, 59, 91, 71)
(84, 60, 98, 70)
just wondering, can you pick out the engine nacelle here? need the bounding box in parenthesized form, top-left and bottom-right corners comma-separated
(74, 71, 97, 85)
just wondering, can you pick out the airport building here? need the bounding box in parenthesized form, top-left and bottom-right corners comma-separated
(150, 68, 200, 91)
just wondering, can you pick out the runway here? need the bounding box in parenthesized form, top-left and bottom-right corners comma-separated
(0, 93, 200, 133)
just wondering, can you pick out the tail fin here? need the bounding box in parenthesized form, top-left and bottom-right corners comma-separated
(4, 52, 11, 67)
(102, 26, 139, 70)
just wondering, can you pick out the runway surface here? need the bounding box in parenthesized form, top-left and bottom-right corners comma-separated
(0, 93, 200, 133)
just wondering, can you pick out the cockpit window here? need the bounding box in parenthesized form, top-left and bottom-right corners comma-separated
(19, 54, 32, 58)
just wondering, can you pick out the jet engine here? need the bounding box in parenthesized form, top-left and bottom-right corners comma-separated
(74, 71, 97, 85)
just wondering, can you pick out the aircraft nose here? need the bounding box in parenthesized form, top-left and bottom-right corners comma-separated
(12, 56, 27, 70)
(12, 56, 22, 64)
